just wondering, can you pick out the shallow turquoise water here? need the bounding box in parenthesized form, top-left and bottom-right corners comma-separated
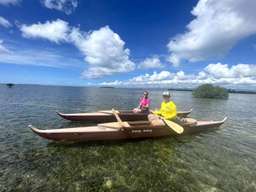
(0, 85, 255, 191)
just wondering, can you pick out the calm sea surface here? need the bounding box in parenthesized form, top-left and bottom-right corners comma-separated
(0, 84, 255, 192)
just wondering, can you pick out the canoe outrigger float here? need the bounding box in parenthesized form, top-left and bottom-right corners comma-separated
(29, 117, 227, 142)
(57, 109, 193, 122)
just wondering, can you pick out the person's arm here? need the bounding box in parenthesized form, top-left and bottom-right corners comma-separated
(136, 97, 142, 109)
(154, 110, 161, 115)
(147, 99, 151, 108)
(153, 102, 162, 115)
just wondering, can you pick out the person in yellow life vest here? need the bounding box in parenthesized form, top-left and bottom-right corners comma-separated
(154, 91, 177, 120)
(148, 91, 178, 126)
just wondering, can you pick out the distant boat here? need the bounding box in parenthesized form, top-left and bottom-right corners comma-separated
(6, 83, 14, 88)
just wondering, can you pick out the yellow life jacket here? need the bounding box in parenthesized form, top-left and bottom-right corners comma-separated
(154, 101, 177, 120)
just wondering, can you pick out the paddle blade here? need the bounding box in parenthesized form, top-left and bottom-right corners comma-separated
(112, 108, 130, 128)
(163, 119, 184, 134)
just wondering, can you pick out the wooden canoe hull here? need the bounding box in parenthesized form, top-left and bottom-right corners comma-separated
(57, 109, 192, 122)
(30, 117, 227, 142)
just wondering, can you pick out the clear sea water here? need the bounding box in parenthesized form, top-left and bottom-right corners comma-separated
(0, 84, 255, 192)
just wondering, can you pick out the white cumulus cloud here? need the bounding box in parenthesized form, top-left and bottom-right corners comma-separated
(204, 63, 256, 79)
(0, 0, 20, 5)
(139, 56, 163, 69)
(0, 16, 12, 28)
(167, 0, 256, 66)
(100, 80, 123, 86)
(101, 63, 256, 87)
(131, 71, 173, 82)
(20, 19, 70, 43)
(42, 0, 78, 15)
(69, 26, 135, 78)
(19, 20, 135, 78)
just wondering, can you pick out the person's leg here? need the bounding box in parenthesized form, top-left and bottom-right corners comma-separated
(173, 117, 197, 126)
(148, 114, 165, 126)
(173, 117, 187, 126)
(141, 108, 149, 114)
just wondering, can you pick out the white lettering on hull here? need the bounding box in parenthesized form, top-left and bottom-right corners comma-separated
(131, 129, 152, 133)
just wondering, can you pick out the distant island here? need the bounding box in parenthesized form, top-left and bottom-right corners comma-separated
(192, 84, 229, 99)
(100, 86, 115, 89)
(226, 89, 256, 94)
(168, 87, 256, 94)
(6, 83, 15, 88)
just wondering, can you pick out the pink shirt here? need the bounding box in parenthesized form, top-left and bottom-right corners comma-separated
(139, 97, 150, 108)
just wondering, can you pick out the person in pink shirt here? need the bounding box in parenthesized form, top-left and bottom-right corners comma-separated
(133, 91, 151, 113)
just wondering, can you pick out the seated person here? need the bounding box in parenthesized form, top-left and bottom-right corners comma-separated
(133, 91, 150, 113)
(148, 91, 175, 126)
(148, 91, 196, 126)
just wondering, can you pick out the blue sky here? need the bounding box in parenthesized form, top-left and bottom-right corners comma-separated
(0, 0, 256, 89)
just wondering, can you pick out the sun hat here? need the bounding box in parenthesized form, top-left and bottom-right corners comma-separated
(162, 91, 171, 97)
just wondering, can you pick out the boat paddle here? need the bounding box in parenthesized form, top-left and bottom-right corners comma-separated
(161, 118, 184, 134)
(149, 110, 184, 134)
(112, 109, 130, 128)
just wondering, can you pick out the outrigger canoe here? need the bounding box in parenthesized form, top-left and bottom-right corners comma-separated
(29, 117, 227, 142)
(57, 109, 193, 122)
